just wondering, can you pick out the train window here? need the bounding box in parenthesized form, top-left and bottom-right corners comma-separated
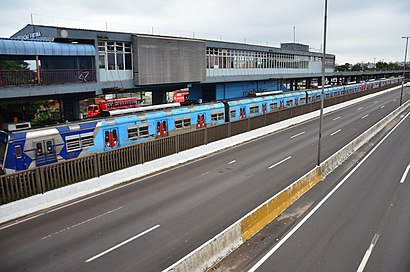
(250, 105, 259, 114)
(128, 125, 149, 139)
(36, 142, 43, 156)
(175, 117, 191, 128)
(81, 133, 94, 148)
(286, 100, 293, 107)
(270, 102, 278, 110)
(139, 125, 149, 138)
(211, 112, 224, 121)
(15, 146, 22, 159)
(183, 117, 191, 127)
(174, 119, 183, 129)
(66, 135, 81, 152)
(46, 141, 53, 154)
(128, 126, 139, 139)
(300, 97, 306, 104)
(230, 109, 236, 119)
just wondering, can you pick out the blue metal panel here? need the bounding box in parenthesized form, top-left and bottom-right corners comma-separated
(0, 38, 95, 56)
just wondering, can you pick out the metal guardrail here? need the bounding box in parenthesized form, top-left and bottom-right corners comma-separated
(0, 85, 398, 204)
(0, 69, 96, 88)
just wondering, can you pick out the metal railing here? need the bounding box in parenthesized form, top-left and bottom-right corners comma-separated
(0, 69, 96, 88)
(0, 84, 399, 205)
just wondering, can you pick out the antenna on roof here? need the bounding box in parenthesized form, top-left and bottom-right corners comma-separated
(31, 13, 35, 33)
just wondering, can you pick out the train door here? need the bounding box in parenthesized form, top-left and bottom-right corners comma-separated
(239, 107, 246, 119)
(13, 144, 25, 171)
(262, 103, 267, 114)
(197, 114, 206, 128)
(156, 120, 168, 136)
(104, 128, 119, 150)
(34, 139, 57, 166)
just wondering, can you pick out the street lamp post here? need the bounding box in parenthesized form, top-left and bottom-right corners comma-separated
(400, 36, 409, 106)
(317, 0, 328, 166)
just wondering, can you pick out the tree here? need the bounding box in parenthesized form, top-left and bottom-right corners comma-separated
(335, 63, 351, 72)
(0, 60, 30, 70)
(351, 63, 364, 71)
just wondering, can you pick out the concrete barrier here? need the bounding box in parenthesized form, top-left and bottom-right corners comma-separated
(165, 222, 243, 272)
(241, 167, 321, 241)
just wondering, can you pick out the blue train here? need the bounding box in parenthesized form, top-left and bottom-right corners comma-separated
(0, 78, 399, 174)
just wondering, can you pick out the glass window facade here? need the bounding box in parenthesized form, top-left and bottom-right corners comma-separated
(98, 41, 132, 71)
(206, 48, 312, 70)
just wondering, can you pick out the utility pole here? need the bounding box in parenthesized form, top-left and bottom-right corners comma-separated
(400, 36, 409, 106)
(317, 0, 328, 166)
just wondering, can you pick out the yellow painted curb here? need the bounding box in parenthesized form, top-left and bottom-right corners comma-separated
(241, 167, 322, 241)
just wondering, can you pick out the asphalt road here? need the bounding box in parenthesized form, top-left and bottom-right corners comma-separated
(0, 87, 409, 272)
(249, 95, 410, 272)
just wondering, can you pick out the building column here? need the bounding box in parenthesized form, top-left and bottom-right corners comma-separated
(62, 98, 81, 121)
(152, 91, 167, 104)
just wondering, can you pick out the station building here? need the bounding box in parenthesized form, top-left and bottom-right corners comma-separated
(1, 24, 336, 119)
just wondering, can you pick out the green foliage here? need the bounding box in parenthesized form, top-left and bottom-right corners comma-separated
(0, 60, 30, 70)
(335, 63, 351, 72)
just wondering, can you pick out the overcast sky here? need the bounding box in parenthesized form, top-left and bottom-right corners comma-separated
(1, 0, 409, 64)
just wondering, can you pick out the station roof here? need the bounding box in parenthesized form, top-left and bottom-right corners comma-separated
(0, 38, 95, 56)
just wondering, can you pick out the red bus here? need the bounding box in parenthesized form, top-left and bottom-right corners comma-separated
(87, 97, 138, 117)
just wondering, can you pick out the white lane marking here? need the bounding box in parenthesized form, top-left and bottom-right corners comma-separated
(290, 131, 305, 139)
(373, 100, 378, 104)
(393, 99, 397, 102)
(399, 163, 410, 184)
(333, 116, 341, 121)
(381, 105, 385, 109)
(357, 233, 380, 272)
(85, 224, 160, 263)
(248, 112, 410, 272)
(361, 114, 369, 119)
(269, 156, 292, 169)
(42, 206, 124, 240)
(228, 160, 236, 165)
(201, 171, 210, 176)
(357, 107, 363, 111)
(330, 129, 342, 136)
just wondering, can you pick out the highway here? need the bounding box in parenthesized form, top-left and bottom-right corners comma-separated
(249, 102, 410, 272)
(0, 87, 408, 272)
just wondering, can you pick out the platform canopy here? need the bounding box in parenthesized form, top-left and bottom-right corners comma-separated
(0, 38, 95, 56)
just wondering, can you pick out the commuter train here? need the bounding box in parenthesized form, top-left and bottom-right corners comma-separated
(0, 78, 400, 174)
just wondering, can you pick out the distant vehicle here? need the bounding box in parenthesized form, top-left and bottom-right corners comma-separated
(405, 82, 410, 87)
(173, 90, 189, 103)
(87, 97, 139, 117)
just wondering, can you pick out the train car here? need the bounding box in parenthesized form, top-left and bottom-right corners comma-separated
(0, 120, 99, 173)
(0, 78, 398, 174)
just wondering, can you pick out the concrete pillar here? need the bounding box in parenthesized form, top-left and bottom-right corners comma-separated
(306, 78, 312, 89)
(62, 98, 81, 121)
(152, 91, 167, 105)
